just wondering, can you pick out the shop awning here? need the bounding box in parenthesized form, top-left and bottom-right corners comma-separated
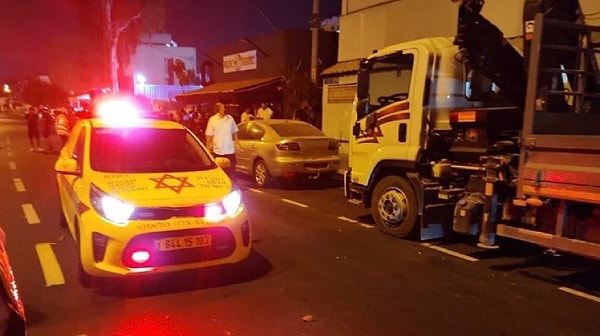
(175, 76, 284, 100)
(321, 59, 361, 76)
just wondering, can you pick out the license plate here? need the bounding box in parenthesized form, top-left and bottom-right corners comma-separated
(155, 235, 212, 251)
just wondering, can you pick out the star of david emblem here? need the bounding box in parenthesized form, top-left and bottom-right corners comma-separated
(150, 174, 194, 194)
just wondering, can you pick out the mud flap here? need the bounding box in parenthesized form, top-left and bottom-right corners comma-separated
(421, 202, 454, 240)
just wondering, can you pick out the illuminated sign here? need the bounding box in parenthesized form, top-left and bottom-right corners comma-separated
(223, 50, 257, 73)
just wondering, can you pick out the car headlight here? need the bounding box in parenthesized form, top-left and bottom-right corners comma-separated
(204, 190, 243, 222)
(90, 184, 134, 225)
(222, 190, 242, 217)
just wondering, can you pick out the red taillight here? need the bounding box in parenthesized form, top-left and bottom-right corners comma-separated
(276, 142, 300, 151)
(130, 250, 151, 264)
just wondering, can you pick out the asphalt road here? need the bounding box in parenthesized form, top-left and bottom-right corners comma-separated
(1, 116, 599, 336)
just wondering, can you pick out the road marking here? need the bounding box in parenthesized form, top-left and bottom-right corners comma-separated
(337, 216, 373, 228)
(8, 161, 16, 170)
(35, 243, 66, 286)
(559, 287, 600, 303)
(13, 178, 25, 192)
(21, 204, 41, 224)
(282, 199, 309, 208)
(421, 243, 479, 262)
(6, 151, 13, 157)
(248, 188, 264, 194)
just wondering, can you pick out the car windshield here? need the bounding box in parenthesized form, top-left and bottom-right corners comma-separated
(269, 123, 324, 137)
(90, 127, 216, 173)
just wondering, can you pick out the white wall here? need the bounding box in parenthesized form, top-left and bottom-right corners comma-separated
(339, 0, 600, 61)
(126, 44, 197, 86)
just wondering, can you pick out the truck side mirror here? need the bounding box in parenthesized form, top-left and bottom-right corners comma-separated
(356, 99, 369, 119)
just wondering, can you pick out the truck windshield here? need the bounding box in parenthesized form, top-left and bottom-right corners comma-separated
(359, 53, 414, 117)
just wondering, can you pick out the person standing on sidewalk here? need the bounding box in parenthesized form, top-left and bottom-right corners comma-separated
(25, 107, 42, 151)
(255, 101, 273, 120)
(54, 109, 70, 147)
(205, 102, 239, 180)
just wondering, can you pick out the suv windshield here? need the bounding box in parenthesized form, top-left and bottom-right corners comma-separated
(90, 127, 215, 173)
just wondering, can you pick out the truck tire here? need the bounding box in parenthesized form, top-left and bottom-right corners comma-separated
(371, 176, 418, 238)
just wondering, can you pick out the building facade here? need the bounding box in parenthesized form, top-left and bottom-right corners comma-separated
(176, 29, 339, 122)
(124, 33, 201, 103)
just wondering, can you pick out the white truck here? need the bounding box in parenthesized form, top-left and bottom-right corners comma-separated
(344, 0, 600, 259)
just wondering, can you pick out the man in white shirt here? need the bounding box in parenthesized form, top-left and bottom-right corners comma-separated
(205, 102, 239, 179)
(240, 107, 253, 123)
(255, 102, 273, 120)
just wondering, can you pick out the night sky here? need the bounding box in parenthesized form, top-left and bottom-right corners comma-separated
(0, 0, 341, 82)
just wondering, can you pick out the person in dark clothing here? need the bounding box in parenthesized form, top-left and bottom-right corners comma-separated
(293, 99, 314, 124)
(41, 109, 55, 151)
(25, 107, 41, 151)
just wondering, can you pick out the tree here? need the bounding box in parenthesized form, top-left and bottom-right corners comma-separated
(72, 0, 166, 92)
(21, 79, 69, 107)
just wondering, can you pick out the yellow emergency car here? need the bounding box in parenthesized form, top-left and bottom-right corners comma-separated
(55, 99, 251, 283)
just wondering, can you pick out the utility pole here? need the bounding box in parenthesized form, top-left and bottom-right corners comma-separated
(310, 0, 319, 83)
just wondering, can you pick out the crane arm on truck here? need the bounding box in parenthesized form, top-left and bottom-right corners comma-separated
(454, 0, 526, 105)
(453, 0, 588, 108)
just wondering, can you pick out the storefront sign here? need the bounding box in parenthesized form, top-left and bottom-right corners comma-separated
(223, 50, 257, 73)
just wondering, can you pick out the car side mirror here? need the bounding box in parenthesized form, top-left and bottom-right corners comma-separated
(215, 157, 231, 169)
(54, 157, 81, 177)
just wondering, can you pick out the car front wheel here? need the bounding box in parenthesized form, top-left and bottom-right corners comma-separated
(253, 159, 272, 187)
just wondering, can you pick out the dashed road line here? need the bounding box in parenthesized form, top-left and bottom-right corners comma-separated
(35, 243, 65, 286)
(282, 199, 309, 208)
(421, 243, 479, 262)
(248, 188, 264, 194)
(13, 178, 25, 192)
(21, 204, 41, 224)
(559, 287, 600, 303)
(337, 216, 373, 228)
(8, 161, 16, 170)
(6, 151, 12, 157)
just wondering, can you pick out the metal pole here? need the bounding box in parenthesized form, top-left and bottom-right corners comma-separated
(310, 0, 319, 83)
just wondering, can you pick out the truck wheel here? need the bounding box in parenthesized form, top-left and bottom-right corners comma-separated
(253, 159, 272, 187)
(371, 176, 418, 238)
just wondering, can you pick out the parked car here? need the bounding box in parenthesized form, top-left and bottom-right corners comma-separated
(0, 227, 26, 335)
(236, 119, 340, 187)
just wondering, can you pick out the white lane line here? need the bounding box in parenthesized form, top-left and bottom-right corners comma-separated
(21, 204, 41, 224)
(421, 243, 479, 262)
(337, 216, 373, 229)
(559, 287, 600, 303)
(248, 188, 264, 194)
(338, 216, 358, 223)
(35, 243, 66, 286)
(8, 161, 16, 170)
(282, 199, 309, 208)
(13, 178, 26, 192)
